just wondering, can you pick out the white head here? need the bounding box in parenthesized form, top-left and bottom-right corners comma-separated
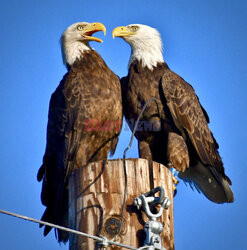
(61, 22, 106, 66)
(112, 24, 164, 70)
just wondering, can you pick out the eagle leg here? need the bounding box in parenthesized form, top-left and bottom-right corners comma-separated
(138, 140, 153, 161)
(167, 132, 190, 172)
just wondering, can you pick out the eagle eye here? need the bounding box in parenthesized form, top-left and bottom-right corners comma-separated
(130, 26, 139, 32)
(77, 25, 85, 31)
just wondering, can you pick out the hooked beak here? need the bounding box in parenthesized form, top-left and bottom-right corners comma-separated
(82, 22, 106, 43)
(112, 26, 135, 39)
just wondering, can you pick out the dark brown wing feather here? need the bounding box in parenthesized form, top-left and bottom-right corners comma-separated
(161, 70, 222, 170)
(161, 70, 234, 203)
(37, 73, 78, 240)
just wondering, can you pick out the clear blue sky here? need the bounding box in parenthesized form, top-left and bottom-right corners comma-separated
(0, 0, 246, 249)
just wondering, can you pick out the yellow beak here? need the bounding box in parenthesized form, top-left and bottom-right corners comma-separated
(112, 26, 135, 39)
(82, 22, 106, 43)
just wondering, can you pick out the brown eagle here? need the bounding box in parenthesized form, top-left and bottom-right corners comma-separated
(112, 24, 233, 203)
(37, 22, 122, 242)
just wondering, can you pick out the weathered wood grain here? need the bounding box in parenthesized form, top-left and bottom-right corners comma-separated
(69, 158, 174, 250)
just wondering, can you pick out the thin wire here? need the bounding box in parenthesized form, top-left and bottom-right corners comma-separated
(125, 97, 159, 156)
(0, 209, 137, 250)
(115, 97, 159, 241)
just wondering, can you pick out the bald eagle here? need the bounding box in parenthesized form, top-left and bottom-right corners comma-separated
(37, 22, 122, 242)
(112, 24, 233, 203)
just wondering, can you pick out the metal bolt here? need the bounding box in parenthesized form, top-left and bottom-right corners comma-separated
(134, 197, 142, 209)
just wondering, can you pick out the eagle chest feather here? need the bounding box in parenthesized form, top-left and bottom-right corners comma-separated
(123, 62, 173, 130)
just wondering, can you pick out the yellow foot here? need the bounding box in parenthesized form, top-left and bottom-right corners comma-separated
(172, 175, 179, 185)
(168, 163, 179, 197)
(172, 172, 179, 197)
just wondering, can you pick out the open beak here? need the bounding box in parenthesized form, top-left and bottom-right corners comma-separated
(82, 22, 106, 43)
(112, 26, 135, 39)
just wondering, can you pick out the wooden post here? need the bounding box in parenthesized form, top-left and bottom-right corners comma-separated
(68, 158, 174, 250)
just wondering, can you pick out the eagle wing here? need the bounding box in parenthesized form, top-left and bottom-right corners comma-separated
(37, 71, 87, 240)
(161, 70, 223, 170)
(161, 70, 234, 203)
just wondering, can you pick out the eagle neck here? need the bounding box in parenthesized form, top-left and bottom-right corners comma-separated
(62, 40, 91, 66)
(68, 50, 104, 71)
(128, 41, 164, 71)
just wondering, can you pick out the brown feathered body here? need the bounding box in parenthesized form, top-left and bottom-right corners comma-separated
(121, 60, 233, 203)
(37, 50, 122, 242)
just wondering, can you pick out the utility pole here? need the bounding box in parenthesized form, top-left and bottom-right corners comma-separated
(68, 158, 174, 250)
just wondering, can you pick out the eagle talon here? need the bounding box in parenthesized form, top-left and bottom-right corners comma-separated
(172, 175, 179, 185)
(172, 176, 179, 197)
(173, 187, 177, 197)
(171, 169, 179, 197)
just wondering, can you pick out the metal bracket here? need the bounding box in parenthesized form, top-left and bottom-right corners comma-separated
(97, 236, 109, 249)
(134, 186, 171, 250)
